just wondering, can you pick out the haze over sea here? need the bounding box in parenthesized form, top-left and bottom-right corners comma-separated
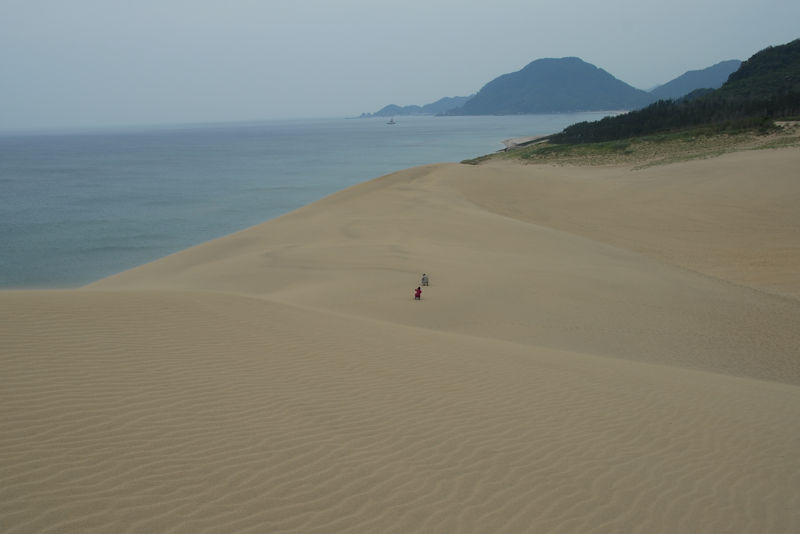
(1, 113, 609, 288)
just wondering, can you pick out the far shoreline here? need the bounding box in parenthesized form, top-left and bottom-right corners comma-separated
(3, 118, 796, 290)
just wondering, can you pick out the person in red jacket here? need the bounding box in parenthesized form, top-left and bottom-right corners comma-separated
(414, 286, 422, 300)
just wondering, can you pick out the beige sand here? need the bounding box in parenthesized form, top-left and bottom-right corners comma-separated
(2, 147, 800, 532)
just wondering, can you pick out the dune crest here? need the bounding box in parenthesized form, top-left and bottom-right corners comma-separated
(91, 151, 800, 384)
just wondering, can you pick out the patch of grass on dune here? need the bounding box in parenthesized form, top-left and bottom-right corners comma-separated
(462, 122, 800, 167)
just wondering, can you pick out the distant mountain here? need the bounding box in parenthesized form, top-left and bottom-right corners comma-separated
(363, 104, 421, 118)
(447, 57, 656, 115)
(649, 60, 742, 100)
(359, 56, 759, 118)
(360, 96, 472, 118)
(422, 96, 474, 115)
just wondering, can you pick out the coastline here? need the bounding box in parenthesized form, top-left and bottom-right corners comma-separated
(3, 144, 800, 532)
(1, 114, 610, 289)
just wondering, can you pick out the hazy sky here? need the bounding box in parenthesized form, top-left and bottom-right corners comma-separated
(2, 0, 798, 130)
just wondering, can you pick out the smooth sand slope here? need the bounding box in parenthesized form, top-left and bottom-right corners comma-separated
(2, 148, 800, 533)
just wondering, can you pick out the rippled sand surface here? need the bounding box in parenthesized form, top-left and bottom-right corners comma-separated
(3, 148, 800, 533)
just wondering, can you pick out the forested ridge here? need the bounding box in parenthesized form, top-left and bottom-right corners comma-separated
(551, 39, 800, 144)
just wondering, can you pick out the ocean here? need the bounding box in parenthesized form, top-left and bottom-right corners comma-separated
(0, 113, 608, 288)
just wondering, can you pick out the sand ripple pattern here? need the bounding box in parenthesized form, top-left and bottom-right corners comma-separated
(2, 290, 799, 533)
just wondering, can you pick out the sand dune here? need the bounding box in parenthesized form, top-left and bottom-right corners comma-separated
(3, 147, 800, 532)
(90, 152, 800, 383)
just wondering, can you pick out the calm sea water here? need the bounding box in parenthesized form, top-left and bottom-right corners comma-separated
(0, 113, 608, 288)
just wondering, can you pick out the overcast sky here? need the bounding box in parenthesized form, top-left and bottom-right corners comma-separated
(2, 0, 798, 130)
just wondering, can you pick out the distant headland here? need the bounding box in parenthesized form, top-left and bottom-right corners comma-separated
(360, 56, 741, 117)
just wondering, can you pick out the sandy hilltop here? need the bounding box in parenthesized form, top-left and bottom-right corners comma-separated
(2, 141, 800, 532)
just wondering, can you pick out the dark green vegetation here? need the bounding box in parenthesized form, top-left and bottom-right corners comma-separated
(550, 39, 800, 145)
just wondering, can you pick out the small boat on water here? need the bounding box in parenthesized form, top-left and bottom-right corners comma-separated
(386, 118, 396, 125)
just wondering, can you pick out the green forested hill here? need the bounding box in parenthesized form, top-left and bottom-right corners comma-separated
(551, 39, 800, 144)
(721, 41, 800, 97)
